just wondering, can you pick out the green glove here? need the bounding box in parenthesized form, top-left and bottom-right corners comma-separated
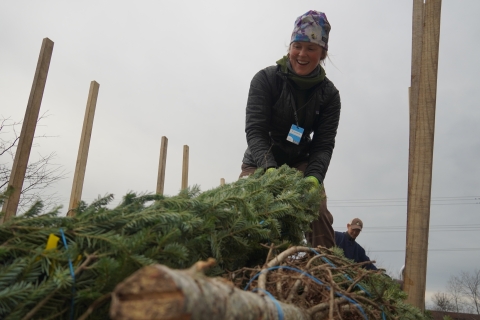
(265, 167, 276, 174)
(304, 176, 320, 190)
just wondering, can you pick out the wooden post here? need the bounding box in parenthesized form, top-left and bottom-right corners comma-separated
(181, 145, 189, 190)
(408, 0, 425, 189)
(67, 81, 100, 216)
(404, 0, 442, 311)
(1, 38, 54, 223)
(220, 178, 225, 186)
(156, 136, 168, 195)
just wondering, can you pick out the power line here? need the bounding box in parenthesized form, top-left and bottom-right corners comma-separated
(366, 224, 480, 228)
(370, 227, 480, 233)
(328, 196, 480, 207)
(329, 196, 480, 202)
(330, 203, 479, 207)
(333, 224, 480, 232)
(370, 248, 480, 253)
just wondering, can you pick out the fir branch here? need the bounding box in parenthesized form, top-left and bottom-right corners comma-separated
(78, 292, 111, 320)
(0, 281, 33, 315)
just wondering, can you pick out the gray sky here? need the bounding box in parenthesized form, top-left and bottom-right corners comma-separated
(1, 0, 479, 307)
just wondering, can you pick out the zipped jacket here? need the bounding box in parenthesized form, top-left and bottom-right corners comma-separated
(334, 231, 377, 270)
(242, 65, 341, 183)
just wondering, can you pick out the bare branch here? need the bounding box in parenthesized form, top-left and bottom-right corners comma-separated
(458, 269, 480, 314)
(431, 291, 456, 312)
(1, 115, 67, 213)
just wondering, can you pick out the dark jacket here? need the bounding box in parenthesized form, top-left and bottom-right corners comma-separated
(334, 231, 377, 270)
(242, 65, 341, 183)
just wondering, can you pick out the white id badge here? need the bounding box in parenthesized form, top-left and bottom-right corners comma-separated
(286, 124, 304, 145)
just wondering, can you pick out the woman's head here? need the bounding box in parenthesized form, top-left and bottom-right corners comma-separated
(288, 42, 326, 75)
(288, 10, 330, 75)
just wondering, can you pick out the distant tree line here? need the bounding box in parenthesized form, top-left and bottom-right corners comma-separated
(430, 269, 480, 315)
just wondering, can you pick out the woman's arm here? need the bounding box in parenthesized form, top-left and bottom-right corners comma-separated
(245, 68, 278, 169)
(304, 83, 341, 183)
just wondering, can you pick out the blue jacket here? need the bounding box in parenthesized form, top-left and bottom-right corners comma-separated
(334, 231, 377, 270)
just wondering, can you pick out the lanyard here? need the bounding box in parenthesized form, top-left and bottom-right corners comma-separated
(284, 82, 300, 127)
(292, 103, 300, 127)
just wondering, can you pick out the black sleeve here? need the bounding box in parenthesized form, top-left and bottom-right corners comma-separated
(245, 68, 278, 169)
(304, 84, 341, 183)
(359, 246, 378, 270)
(334, 231, 343, 247)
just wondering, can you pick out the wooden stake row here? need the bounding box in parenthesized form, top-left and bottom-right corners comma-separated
(156, 138, 191, 195)
(0, 38, 207, 222)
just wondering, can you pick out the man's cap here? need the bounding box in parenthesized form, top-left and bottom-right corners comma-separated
(349, 218, 363, 230)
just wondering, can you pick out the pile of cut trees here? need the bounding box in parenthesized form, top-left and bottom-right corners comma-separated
(0, 167, 426, 319)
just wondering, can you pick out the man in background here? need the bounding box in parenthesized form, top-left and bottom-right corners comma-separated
(335, 218, 377, 270)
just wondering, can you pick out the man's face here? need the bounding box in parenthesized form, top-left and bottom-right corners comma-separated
(347, 224, 361, 239)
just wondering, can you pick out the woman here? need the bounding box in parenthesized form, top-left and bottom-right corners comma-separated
(239, 10, 341, 248)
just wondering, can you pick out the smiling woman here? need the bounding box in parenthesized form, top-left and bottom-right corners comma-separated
(239, 10, 341, 249)
(289, 42, 327, 76)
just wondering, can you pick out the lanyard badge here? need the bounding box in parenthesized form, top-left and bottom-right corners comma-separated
(287, 124, 304, 145)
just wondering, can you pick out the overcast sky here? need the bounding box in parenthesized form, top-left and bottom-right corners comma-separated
(1, 0, 479, 307)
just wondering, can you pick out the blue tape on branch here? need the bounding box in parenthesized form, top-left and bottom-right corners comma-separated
(245, 265, 368, 320)
(60, 228, 76, 320)
(253, 288, 284, 320)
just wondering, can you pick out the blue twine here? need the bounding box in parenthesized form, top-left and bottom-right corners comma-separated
(310, 248, 388, 319)
(60, 228, 75, 320)
(245, 265, 368, 320)
(310, 249, 372, 295)
(319, 255, 372, 297)
(252, 288, 284, 320)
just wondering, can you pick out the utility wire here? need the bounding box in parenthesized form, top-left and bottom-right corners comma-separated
(370, 248, 480, 253)
(329, 196, 480, 201)
(333, 224, 480, 233)
(328, 196, 480, 207)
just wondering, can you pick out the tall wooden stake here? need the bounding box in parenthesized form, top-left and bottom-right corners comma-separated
(408, 0, 425, 187)
(156, 136, 168, 195)
(67, 81, 100, 216)
(181, 145, 189, 190)
(1, 38, 54, 223)
(405, 0, 442, 310)
(220, 178, 225, 186)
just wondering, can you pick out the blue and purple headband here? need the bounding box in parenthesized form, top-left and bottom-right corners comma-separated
(290, 10, 331, 51)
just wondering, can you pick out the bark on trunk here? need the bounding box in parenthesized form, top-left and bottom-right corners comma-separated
(110, 259, 310, 320)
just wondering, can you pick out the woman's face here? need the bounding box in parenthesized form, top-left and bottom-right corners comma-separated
(288, 42, 323, 76)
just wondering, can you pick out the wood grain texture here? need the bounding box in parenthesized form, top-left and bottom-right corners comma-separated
(1, 38, 54, 223)
(181, 145, 189, 190)
(156, 136, 168, 195)
(68, 81, 100, 216)
(405, 0, 442, 310)
(110, 261, 310, 320)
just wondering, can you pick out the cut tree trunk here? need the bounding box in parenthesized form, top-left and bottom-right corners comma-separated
(110, 258, 310, 320)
